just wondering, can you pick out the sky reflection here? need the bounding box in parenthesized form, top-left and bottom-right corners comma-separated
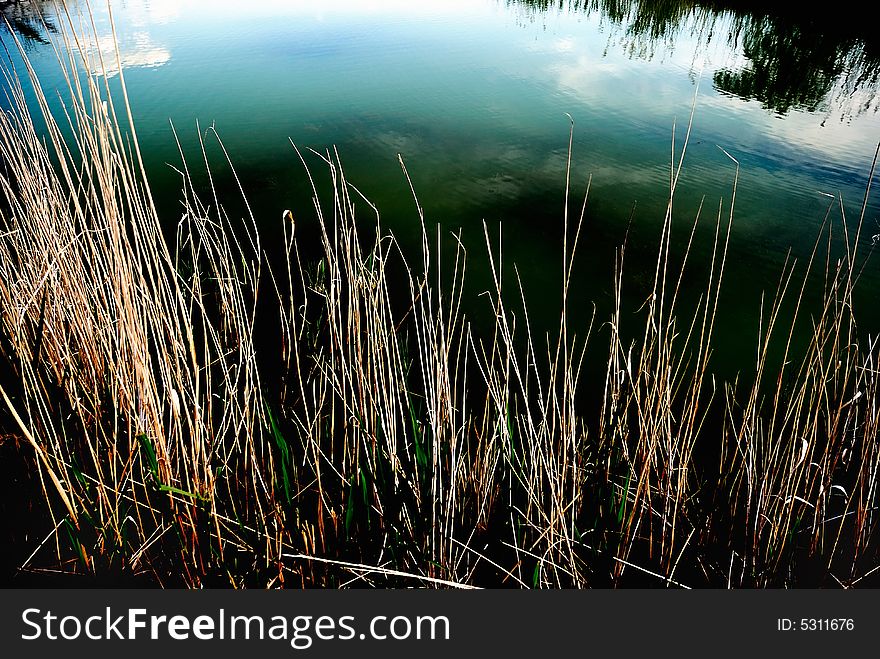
(3, 0, 879, 261)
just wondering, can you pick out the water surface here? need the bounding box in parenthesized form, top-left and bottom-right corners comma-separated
(3, 0, 880, 374)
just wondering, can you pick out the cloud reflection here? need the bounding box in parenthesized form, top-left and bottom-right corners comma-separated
(86, 31, 171, 77)
(46, 1, 177, 77)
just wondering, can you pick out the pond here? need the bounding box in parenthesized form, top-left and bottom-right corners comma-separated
(3, 0, 880, 374)
(4, 0, 880, 588)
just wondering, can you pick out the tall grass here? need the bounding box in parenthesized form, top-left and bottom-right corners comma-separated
(1, 2, 878, 587)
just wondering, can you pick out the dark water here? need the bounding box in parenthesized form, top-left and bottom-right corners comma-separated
(3, 0, 880, 376)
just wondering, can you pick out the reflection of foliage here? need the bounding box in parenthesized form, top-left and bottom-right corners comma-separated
(713, 14, 880, 118)
(1, 0, 56, 45)
(511, 0, 749, 65)
(511, 0, 880, 118)
(511, 0, 745, 40)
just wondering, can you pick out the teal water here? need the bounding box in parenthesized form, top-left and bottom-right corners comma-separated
(3, 0, 880, 376)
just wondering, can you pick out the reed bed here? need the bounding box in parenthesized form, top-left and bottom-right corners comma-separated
(0, 4, 878, 588)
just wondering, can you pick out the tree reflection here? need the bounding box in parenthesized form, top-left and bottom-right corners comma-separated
(0, 0, 56, 45)
(511, 0, 880, 119)
(712, 13, 880, 119)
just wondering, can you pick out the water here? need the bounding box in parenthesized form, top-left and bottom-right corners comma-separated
(3, 0, 880, 375)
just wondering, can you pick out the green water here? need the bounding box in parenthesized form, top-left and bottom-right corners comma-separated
(3, 0, 880, 377)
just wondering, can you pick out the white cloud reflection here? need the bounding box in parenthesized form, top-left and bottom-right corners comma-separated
(86, 31, 171, 76)
(67, 0, 175, 76)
